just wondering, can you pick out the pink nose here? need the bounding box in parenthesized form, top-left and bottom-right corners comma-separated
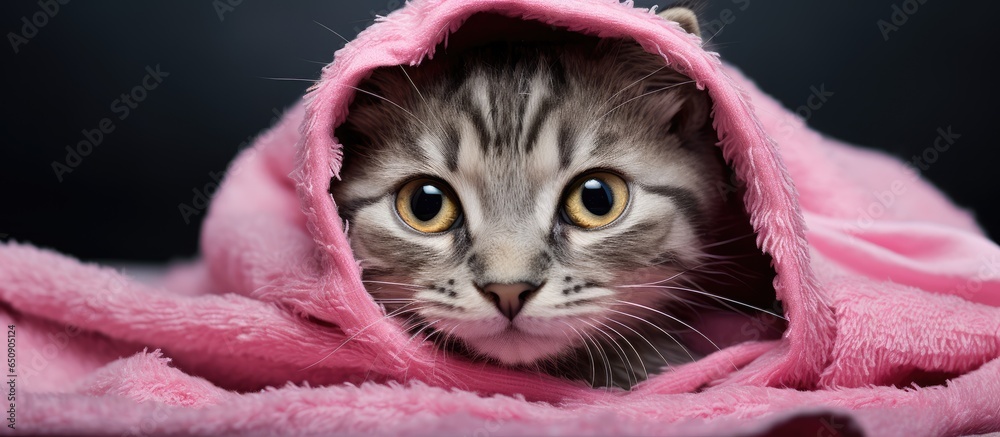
(480, 282, 540, 320)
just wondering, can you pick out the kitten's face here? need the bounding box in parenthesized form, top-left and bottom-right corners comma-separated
(332, 40, 726, 366)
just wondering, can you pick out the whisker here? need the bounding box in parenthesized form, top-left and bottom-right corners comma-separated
(425, 330, 443, 343)
(702, 24, 728, 45)
(423, 329, 444, 374)
(560, 322, 597, 388)
(300, 302, 424, 371)
(398, 311, 425, 332)
(361, 349, 384, 385)
(373, 300, 417, 308)
(681, 258, 757, 277)
(658, 294, 723, 313)
(398, 66, 428, 107)
(337, 84, 431, 131)
(580, 319, 635, 388)
(583, 330, 613, 392)
(593, 318, 647, 381)
(697, 232, 757, 249)
(603, 316, 669, 373)
(297, 58, 331, 65)
(604, 308, 695, 363)
(588, 80, 696, 129)
(440, 322, 463, 363)
(362, 279, 425, 289)
(621, 259, 750, 288)
(408, 319, 440, 342)
(258, 76, 316, 83)
(613, 300, 737, 371)
(313, 20, 351, 45)
(599, 64, 668, 111)
(399, 317, 442, 382)
(686, 268, 761, 289)
(705, 41, 743, 49)
(568, 325, 612, 391)
(622, 284, 785, 320)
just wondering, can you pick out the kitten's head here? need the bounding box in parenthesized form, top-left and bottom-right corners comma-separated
(331, 36, 732, 366)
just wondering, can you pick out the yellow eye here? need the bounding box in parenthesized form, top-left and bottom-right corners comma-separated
(563, 172, 629, 229)
(396, 179, 461, 233)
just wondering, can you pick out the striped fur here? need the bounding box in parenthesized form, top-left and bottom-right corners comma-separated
(331, 37, 775, 388)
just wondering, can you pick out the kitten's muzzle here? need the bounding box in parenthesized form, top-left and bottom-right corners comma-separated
(477, 282, 541, 321)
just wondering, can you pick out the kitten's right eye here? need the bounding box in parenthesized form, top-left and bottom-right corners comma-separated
(562, 172, 629, 229)
(395, 179, 461, 233)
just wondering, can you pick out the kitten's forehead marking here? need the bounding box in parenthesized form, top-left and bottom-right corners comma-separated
(470, 76, 495, 135)
(445, 69, 569, 237)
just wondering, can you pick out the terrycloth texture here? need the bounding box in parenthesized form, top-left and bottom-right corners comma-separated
(4, 0, 1000, 435)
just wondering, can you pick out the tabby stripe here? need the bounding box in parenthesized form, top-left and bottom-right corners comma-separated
(448, 225, 474, 264)
(514, 92, 528, 151)
(557, 120, 576, 169)
(488, 84, 503, 151)
(333, 194, 384, 221)
(443, 123, 461, 171)
(596, 131, 620, 151)
(522, 98, 557, 154)
(547, 56, 568, 87)
(645, 185, 701, 223)
(462, 90, 493, 153)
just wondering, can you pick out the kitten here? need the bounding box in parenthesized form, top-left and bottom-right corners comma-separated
(330, 13, 779, 389)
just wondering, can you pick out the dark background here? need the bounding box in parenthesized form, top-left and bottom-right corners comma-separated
(2, 0, 998, 262)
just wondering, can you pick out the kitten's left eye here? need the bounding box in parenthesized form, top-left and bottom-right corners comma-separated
(562, 172, 629, 229)
(396, 178, 461, 233)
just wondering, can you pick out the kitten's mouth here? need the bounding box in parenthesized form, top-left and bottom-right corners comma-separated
(502, 324, 524, 333)
(441, 318, 579, 365)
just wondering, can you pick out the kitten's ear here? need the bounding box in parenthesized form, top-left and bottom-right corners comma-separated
(657, 7, 701, 37)
(675, 87, 711, 136)
(647, 84, 710, 138)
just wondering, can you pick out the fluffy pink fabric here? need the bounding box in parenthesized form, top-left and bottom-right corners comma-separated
(3, 0, 999, 435)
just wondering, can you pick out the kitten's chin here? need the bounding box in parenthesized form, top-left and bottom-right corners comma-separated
(463, 329, 573, 365)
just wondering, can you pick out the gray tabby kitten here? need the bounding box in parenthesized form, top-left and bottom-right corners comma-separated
(331, 9, 779, 389)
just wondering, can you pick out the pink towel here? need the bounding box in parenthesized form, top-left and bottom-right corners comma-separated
(4, 0, 999, 435)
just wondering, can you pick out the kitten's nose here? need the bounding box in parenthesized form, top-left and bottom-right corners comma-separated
(479, 282, 540, 321)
